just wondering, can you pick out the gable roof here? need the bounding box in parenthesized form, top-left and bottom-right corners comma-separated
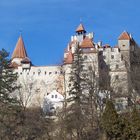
(12, 35, 27, 59)
(118, 31, 131, 40)
(80, 36, 94, 48)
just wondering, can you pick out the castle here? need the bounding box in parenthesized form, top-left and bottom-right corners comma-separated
(10, 23, 140, 111)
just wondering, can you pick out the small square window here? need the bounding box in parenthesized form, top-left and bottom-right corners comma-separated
(116, 64, 119, 69)
(49, 72, 52, 75)
(69, 83, 71, 87)
(51, 95, 54, 98)
(111, 55, 114, 59)
(55, 71, 57, 74)
(84, 55, 87, 60)
(103, 55, 106, 59)
(55, 95, 57, 98)
(115, 75, 119, 80)
(20, 72, 22, 75)
(121, 55, 123, 61)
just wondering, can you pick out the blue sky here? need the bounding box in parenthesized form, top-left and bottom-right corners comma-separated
(0, 0, 140, 65)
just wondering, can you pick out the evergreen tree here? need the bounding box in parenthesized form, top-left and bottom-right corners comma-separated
(101, 100, 122, 140)
(0, 49, 18, 104)
(130, 106, 140, 139)
(0, 49, 21, 139)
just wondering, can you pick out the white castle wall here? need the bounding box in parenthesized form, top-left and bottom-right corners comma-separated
(14, 65, 64, 107)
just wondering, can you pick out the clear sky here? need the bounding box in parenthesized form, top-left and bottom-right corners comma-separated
(0, 0, 140, 65)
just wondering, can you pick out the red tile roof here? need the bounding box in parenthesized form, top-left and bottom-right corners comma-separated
(118, 31, 131, 40)
(64, 51, 73, 64)
(12, 35, 27, 59)
(76, 23, 86, 32)
(80, 37, 94, 48)
(9, 62, 20, 69)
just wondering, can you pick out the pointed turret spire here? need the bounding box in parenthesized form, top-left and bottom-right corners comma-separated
(118, 31, 131, 40)
(12, 35, 27, 59)
(76, 23, 86, 34)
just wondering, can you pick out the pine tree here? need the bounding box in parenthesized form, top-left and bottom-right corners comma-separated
(101, 100, 122, 140)
(130, 106, 140, 139)
(0, 49, 18, 104)
(0, 49, 21, 139)
(64, 46, 101, 139)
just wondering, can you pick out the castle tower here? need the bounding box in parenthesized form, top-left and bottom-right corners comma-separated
(118, 31, 131, 51)
(11, 35, 28, 66)
(118, 31, 131, 68)
(75, 23, 86, 43)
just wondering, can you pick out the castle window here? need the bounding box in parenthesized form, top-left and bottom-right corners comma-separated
(55, 71, 57, 74)
(69, 83, 71, 87)
(111, 48, 114, 52)
(84, 55, 87, 60)
(55, 95, 57, 98)
(116, 64, 119, 69)
(111, 55, 114, 59)
(88, 66, 92, 71)
(121, 55, 123, 61)
(115, 75, 119, 80)
(103, 55, 106, 59)
(49, 72, 52, 75)
(51, 95, 54, 98)
(45, 71, 47, 75)
(38, 72, 40, 76)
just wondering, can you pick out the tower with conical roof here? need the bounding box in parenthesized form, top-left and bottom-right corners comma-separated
(118, 31, 132, 67)
(11, 35, 29, 66)
(75, 23, 87, 43)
